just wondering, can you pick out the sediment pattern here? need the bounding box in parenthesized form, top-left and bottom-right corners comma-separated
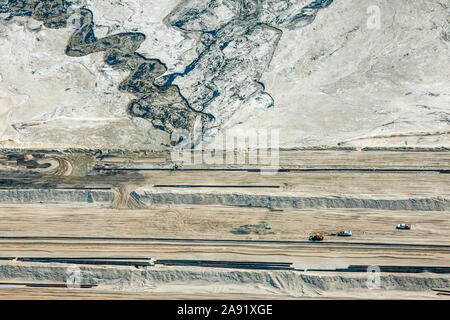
(1, 0, 334, 138)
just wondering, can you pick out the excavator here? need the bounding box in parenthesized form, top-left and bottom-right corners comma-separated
(309, 233, 324, 241)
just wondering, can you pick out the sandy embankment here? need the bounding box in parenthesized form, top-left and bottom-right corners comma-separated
(0, 262, 448, 299)
(134, 189, 450, 211)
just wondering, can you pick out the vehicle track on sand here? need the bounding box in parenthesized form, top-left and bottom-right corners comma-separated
(0, 236, 448, 251)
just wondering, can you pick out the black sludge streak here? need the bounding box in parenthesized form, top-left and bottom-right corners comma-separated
(2, 0, 210, 136)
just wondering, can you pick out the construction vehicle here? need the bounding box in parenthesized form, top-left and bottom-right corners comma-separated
(309, 233, 324, 241)
(396, 223, 411, 230)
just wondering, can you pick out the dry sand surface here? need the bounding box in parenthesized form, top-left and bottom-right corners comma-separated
(0, 286, 447, 300)
(0, 206, 448, 268)
(135, 171, 450, 198)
